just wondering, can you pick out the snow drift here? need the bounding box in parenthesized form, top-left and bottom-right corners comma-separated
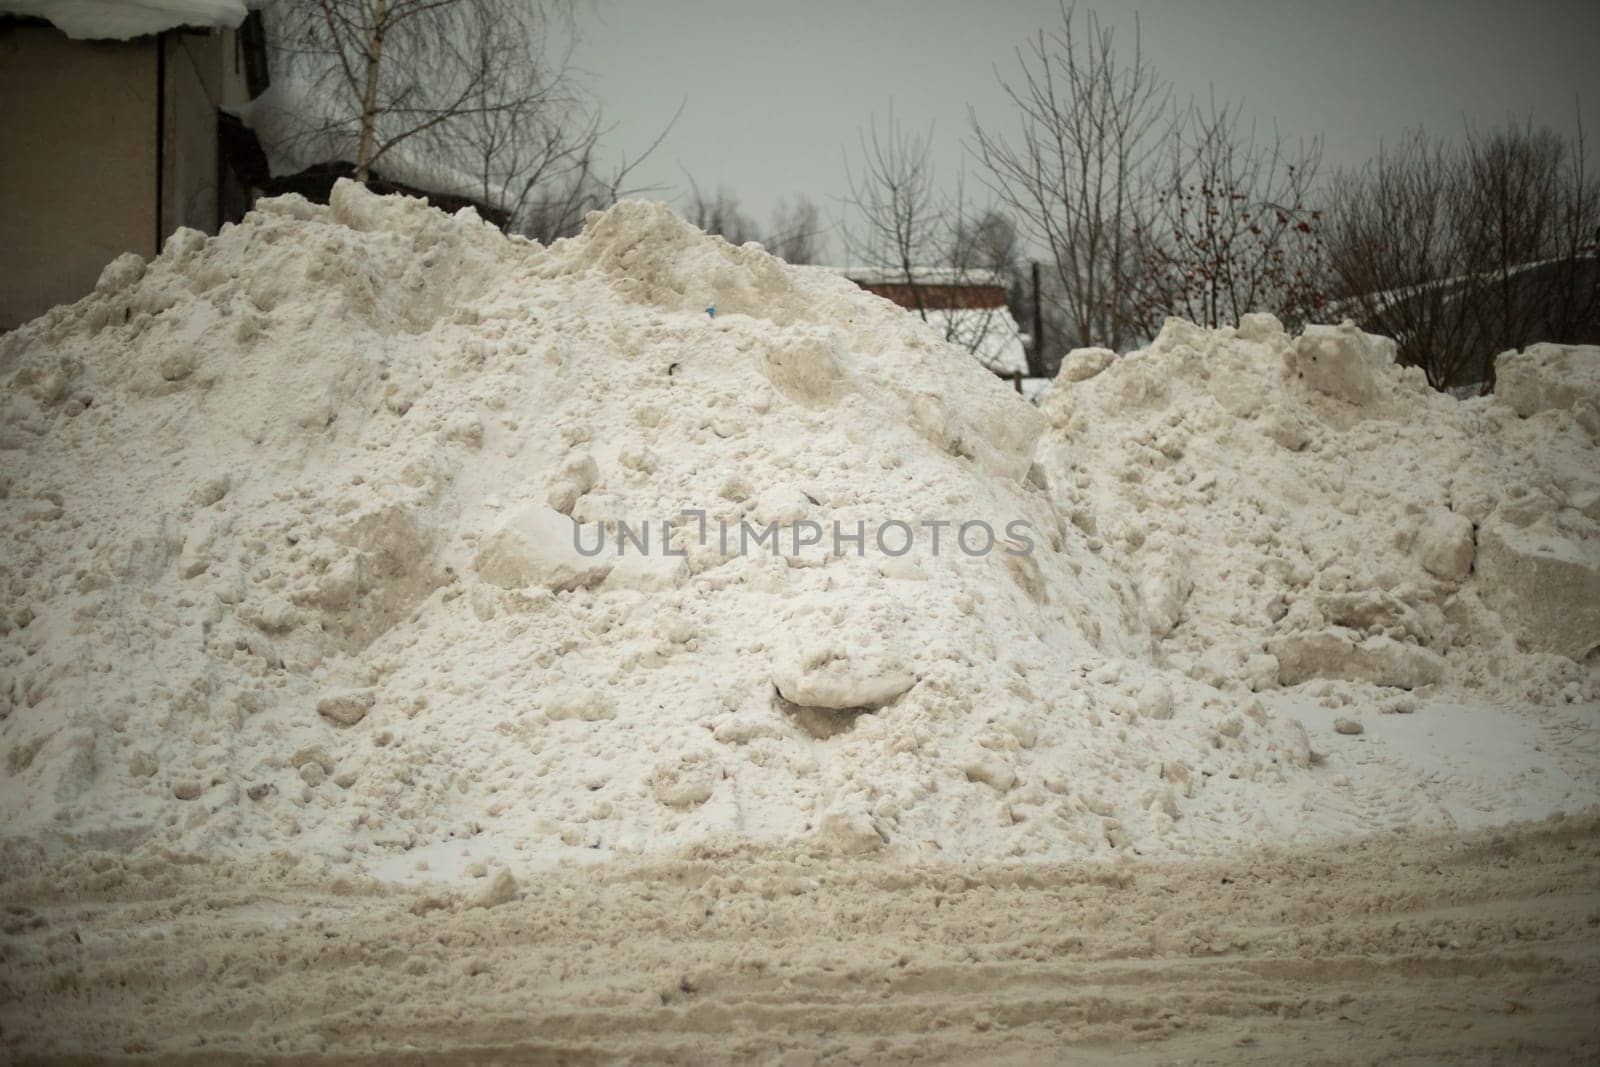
(0, 183, 1594, 881)
(1040, 315, 1600, 692)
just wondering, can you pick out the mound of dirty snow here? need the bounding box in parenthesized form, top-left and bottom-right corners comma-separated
(1039, 316, 1600, 699)
(2, 183, 1336, 877)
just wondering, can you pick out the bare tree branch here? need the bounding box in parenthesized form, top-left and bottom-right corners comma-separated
(1131, 95, 1326, 332)
(1325, 119, 1599, 389)
(970, 2, 1169, 350)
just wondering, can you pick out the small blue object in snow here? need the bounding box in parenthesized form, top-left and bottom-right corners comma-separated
(705, 304, 716, 318)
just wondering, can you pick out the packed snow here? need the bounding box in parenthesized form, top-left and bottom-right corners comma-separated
(0, 183, 1595, 884)
(1041, 317, 1600, 689)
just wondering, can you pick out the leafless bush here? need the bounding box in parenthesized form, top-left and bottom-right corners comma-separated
(766, 195, 824, 265)
(843, 110, 1029, 373)
(971, 2, 1168, 350)
(683, 179, 761, 245)
(1131, 97, 1326, 332)
(1326, 121, 1599, 389)
(679, 184, 825, 263)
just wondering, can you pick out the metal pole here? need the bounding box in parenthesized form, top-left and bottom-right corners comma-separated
(1030, 261, 1044, 378)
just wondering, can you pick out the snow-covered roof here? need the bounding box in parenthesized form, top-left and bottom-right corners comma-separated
(821, 266, 1028, 374)
(0, 0, 246, 40)
(228, 79, 511, 215)
(1329, 248, 1599, 320)
(917, 306, 1030, 377)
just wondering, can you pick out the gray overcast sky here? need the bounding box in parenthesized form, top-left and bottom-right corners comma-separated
(571, 0, 1599, 257)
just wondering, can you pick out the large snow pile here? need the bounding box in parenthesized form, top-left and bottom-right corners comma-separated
(1039, 316, 1600, 703)
(0, 182, 1326, 875)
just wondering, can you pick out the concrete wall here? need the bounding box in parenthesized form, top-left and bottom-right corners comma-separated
(0, 23, 253, 330)
(0, 24, 157, 329)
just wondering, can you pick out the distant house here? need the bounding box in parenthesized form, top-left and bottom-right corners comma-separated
(0, 1, 264, 329)
(0, 1, 507, 331)
(1337, 250, 1599, 327)
(831, 266, 1034, 381)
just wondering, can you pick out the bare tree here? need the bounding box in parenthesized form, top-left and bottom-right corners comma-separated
(680, 184, 825, 262)
(1460, 122, 1599, 360)
(766, 195, 825, 265)
(683, 178, 761, 244)
(512, 139, 670, 243)
(269, 0, 675, 240)
(1132, 97, 1326, 332)
(971, 2, 1169, 350)
(953, 207, 1032, 334)
(500, 102, 680, 241)
(1323, 133, 1472, 386)
(425, 2, 597, 229)
(843, 109, 1029, 375)
(945, 197, 1033, 373)
(842, 105, 945, 316)
(951, 208, 1022, 284)
(272, 0, 553, 182)
(1326, 120, 1599, 389)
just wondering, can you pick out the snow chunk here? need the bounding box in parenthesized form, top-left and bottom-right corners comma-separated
(1415, 509, 1476, 581)
(1059, 347, 1116, 383)
(771, 632, 916, 711)
(650, 752, 723, 809)
(474, 505, 611, 592)
(1269, 631, 1444, 690)
(1290, 322, 1395, 405)
(470, 868, 519, 909)
(1495, 343, 1600, 417)
(1477, 514, 1600, 661)
(317, 689, 376, 728)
